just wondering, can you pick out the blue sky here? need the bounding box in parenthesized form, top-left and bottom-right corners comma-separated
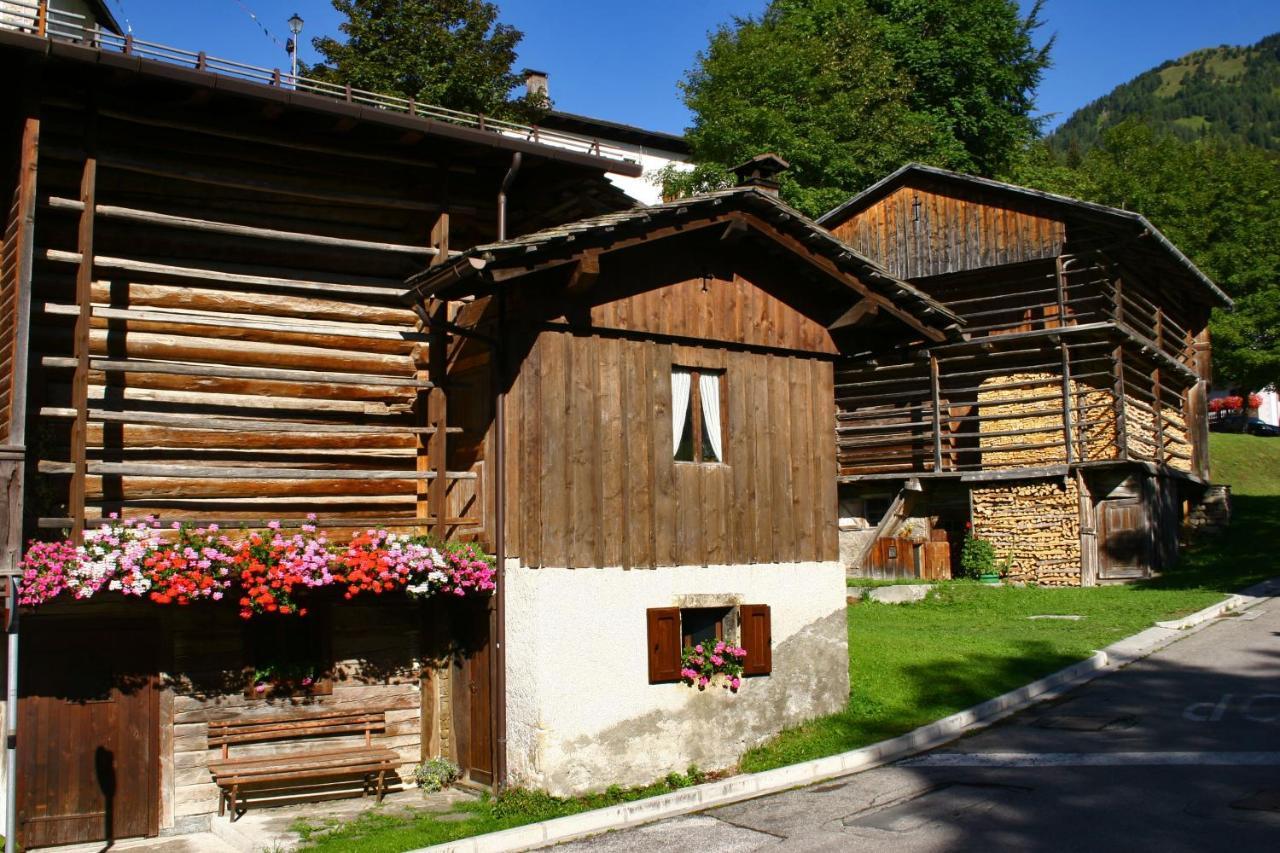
(106, 0, 1277, 134)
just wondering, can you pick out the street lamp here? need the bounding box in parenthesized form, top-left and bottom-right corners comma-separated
(287, 13, 304, 83)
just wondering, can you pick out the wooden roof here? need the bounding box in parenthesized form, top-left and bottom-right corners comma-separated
(820, 163, 1231, 308)
(407, 187, 965, 345)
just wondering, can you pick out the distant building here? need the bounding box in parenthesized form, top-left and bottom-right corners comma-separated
(524, 69, 693, 205)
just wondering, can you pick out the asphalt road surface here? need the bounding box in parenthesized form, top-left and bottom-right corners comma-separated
(558, 598, 1280, 852)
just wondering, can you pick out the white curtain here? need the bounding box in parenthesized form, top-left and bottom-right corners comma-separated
(699, 373, 724, 463)
(671, 369, 692, 452)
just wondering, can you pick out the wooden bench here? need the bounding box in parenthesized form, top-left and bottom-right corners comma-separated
(207, 709, 399, 819)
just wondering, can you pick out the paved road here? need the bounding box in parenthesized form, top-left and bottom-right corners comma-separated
(560, 598, 1280, 852)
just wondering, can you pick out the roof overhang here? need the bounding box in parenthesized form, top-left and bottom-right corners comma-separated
(407, 187, 965, 344)
(0, 28, 643, 179)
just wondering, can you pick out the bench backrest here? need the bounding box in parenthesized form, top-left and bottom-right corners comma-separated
(208, 709, 387, 758)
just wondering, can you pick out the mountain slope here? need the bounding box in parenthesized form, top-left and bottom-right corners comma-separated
(1048, 32, 1280, 153)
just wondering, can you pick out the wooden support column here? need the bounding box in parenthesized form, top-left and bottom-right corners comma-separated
(425, 213, 450, 540)
(1060, 345, 1075, 465)
(69, 156, 97, 541)
(1151, 367, 1165, 466)
(1052, 255, 1067, 329)
(1113, 346, 1129, 461)
(1, 116, 41, 575)
(928, 355, 943, 472)
(1190, 327, 1212, 479)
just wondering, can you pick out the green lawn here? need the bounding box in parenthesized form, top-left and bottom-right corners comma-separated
(299, 433, 1277, 849)
(742, 432, 1277, 771)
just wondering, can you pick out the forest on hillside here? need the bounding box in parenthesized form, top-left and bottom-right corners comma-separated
(1048, 32, 1280, 153)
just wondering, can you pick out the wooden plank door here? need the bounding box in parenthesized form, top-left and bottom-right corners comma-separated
(450, 602, 494, 786)
(18, 620, 159, 848)
(1097, 498, 1149, 580)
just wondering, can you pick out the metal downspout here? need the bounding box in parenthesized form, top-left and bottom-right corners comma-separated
(493, 152, 519, 793)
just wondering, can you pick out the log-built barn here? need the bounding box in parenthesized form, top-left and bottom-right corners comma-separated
(0, 13, 649, 847)
(405, 181, 962, 793)
(819, 164, 1231, 585)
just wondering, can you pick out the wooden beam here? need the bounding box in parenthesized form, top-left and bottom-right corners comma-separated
(564, 252, 601, 295)
(37, 461, 477, 480)
(1060, 345, 1075, 465)
(39, 406, 459, 435)
(425, 212, 451, 539)
(69, 154, 97, 541)
(929, 355, 944, 473)
(45, 197, 450, 257)
(40, 356, 433, 389)
(827, 299, 879, 331)
(43, 250, 408, 300)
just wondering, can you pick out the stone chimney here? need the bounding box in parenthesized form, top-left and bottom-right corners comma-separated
(731, 153, 790, 196)
(524, 69, 549, 100)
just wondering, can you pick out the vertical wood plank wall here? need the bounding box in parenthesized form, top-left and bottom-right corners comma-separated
(830, 184, 1067, 280)
(503, 330, 839, 569)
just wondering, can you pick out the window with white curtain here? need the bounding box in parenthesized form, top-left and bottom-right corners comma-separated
(672, 367, 725, 463)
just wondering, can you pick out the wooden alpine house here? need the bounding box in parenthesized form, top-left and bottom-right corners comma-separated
(0, 4, 641, 846)
(820, 164, 1229, 585)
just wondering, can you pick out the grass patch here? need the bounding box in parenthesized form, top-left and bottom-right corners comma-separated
(296, 768, 708, 851)
(742, 432, 1277, 772)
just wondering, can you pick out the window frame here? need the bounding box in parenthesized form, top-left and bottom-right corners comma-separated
(242, 602, 334, 700)
(673, 367, 727, 465)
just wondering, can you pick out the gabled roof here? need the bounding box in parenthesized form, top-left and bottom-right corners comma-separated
(819, 163, 1231, 308)
(407, 187, 964, 343)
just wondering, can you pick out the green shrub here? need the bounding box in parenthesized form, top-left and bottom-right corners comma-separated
(960, 532, 996, 578)
(412, 757, 460, 793)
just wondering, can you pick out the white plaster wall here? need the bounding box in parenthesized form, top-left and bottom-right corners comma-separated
(505, 560, 848, 795)
(604, 148, 693, 206)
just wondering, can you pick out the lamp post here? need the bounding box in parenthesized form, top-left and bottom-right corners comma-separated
(287, 12, 304, 84)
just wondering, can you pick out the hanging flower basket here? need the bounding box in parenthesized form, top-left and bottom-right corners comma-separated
(17, 515, 495, 619)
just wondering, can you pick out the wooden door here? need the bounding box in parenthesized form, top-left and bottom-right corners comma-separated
(450, 602, 494, 786)
(18, 620, 159, 848)
(1097, 499, 1149, 580)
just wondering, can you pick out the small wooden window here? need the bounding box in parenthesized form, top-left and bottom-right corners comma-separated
(672, 368, 726, 464)
(739, 604, 772, 677)
(244, 604, 334, 698)
(648, 604, 771, 684)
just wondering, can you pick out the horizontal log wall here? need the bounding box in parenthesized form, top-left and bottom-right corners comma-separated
(25, 97, 483, 533)
(504, 329, 838, 569)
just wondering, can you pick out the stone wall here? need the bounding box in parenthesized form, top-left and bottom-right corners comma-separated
(971, 478, 1082, 585)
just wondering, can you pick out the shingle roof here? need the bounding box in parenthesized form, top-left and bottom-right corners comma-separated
(407, 186, 964, 337)
(819, 163, 1231, 308)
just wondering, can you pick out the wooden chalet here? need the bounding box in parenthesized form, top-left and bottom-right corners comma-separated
(405, 183, 961, 793)
(819, 164, 1230, 585)
(0, 10, 642, 847)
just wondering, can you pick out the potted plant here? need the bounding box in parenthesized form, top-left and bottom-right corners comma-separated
(960, 529, 1000, 584)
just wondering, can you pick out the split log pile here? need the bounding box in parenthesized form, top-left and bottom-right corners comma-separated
(971, 478, 1081, 585)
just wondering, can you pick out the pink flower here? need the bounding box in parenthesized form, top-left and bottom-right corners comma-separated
(730, 676, 741, 691)
(694, 644, 704, 654)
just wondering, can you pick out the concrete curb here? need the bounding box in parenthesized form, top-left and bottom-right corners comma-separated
(413, 581, 1277, 853)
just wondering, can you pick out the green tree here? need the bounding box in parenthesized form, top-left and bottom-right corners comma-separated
(675, 0, 1051, 216)
(307, 0, 545, 119)
(1010, 122, 1280, 391)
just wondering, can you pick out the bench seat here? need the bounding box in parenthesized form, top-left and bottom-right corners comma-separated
(208, 710, 398, 819)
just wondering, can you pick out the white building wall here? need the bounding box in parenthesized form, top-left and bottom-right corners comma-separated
(602, 146, 693, 206)
(505, 559, 848, 795)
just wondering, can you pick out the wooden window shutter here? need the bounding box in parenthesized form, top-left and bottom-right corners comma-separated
(740, 604, 772, 676)
(646, 607, 682, 684)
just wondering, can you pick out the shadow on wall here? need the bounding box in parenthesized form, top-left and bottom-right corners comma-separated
(544, 606, 849, 795)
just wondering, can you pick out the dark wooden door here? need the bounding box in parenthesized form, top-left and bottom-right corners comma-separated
(451, 603, 494, 786)
(18, 620, 159, 848)
(1098, 499, 1149, 580)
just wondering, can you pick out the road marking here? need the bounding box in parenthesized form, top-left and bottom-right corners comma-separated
(1184, 693, 1280, 723)
(900, 752, 1280, 768)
